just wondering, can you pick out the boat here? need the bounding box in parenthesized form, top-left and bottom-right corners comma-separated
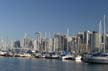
(45, 52, 59, 59)
(21, 53, 31, 57)
(75, 55, 82, 61)
(41, 55, 46, 58)
(0, 51, 7, 56)
(14, 53, 31, 57)
(5, 51, 13, 57)
(34, 53, 42, 58)
(62, 54, 75, 60)
(62, 29, 76, 60)
(41, 52, 48, 58)
(82, 15, 108, 64)
(82, 53, 108, 64)
(51, 54, 59, 59)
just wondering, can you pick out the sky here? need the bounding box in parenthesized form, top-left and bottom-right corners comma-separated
(0, 0, 108, 40)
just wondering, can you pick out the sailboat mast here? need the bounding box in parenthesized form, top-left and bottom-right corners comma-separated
(99, 20, 102, 52)
(67, 28, 69, 52)
(103, 15, 106, 53)
(45, 32, 47, 52)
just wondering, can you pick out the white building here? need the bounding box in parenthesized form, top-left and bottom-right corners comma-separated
(33, 32, 42, 51)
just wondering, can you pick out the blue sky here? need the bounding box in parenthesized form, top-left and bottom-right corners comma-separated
(0, 0, 108, 40)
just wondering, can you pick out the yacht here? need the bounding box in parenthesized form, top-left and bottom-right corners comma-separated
(82, 53, 108, 64)
(34, 53, 41, 58)
(21, 53, 31, 57)
(6, 51, 13, 57)
(75, 55, 82, 61)
(62, 54, 75, 60)
(14, 53, 31, 57)
(0, 51, 7, 56)
(45, 52, 59, 59)
(51, 54, 59, 59)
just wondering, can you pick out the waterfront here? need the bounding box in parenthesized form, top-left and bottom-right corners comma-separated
(0, 57, 108, 71)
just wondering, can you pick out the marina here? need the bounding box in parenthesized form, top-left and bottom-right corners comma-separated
(0, 0, 108, 71)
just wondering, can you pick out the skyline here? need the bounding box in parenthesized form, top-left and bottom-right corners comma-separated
(0, 0, 108, 40)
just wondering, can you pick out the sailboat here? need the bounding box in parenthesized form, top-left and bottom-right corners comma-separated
(75, 36, 82, 61)
(82, 15, 108, 64)
(62, 28, 75, 60)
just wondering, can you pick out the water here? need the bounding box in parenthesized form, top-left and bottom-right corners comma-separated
(0, 57, 108, 71)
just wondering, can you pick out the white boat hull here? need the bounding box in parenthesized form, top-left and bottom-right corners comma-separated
(75, 56, 82, 61)
(62, 55, 75, 60)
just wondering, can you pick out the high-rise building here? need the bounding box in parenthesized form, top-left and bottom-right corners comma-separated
(23, 33, 30, 48)
(52, 37, 59, 52)
(52, 33, 61, 52)
(52, 33, 66, 52)
(105, 33, 108, 51)
(45, 38, 53, 52)
(91, 31, 100, 52)
(67, 36, 72, 52)
(77, 32, 84, 44)
(83, 30, 92, 53)
(33, 32, 42, 51)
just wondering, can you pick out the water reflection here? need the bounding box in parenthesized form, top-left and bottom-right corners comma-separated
(75, 60, 82, 63)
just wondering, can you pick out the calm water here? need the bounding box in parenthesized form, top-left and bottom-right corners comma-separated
(0, 57, 108, 71)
